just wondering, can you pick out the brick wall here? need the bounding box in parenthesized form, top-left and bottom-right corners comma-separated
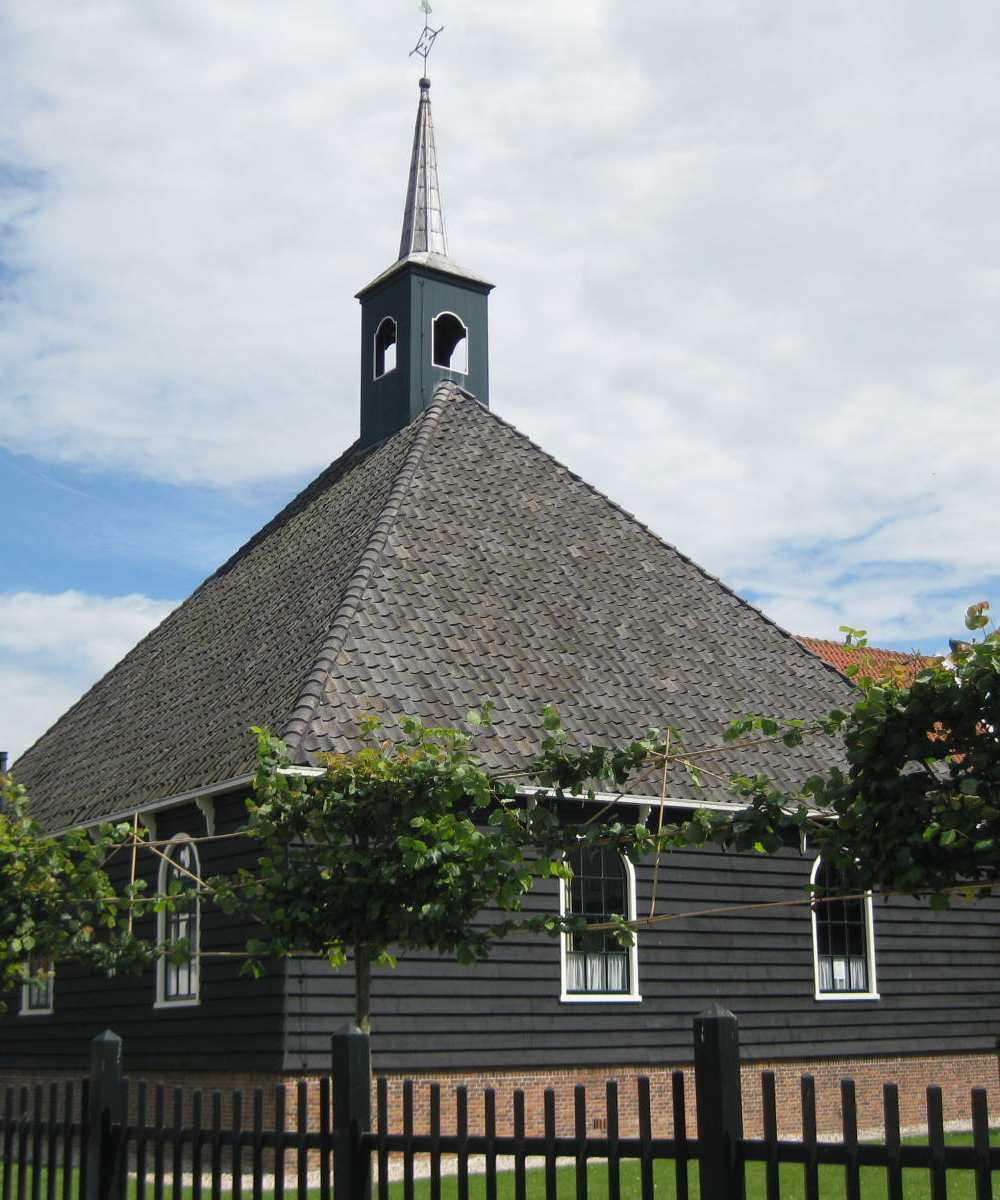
(740, 1050, 1000, 1139)
(3, 1050, 997, 1140)
(369, 1051, 1000, 1140)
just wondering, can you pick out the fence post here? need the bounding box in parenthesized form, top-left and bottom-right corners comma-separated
(694, 1003, 744, 1200)
(332, 1022, 372, 1200)
(84, 1030, 124, 1200)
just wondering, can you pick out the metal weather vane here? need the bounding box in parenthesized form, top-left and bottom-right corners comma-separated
(410, 0, 443, 70)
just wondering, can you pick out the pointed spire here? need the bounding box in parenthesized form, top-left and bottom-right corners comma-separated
(398, 77, 449, 261)
(355, 66, 493, 446)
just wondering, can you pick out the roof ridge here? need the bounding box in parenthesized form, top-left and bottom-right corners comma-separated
(207, 440, 373, 582)
(463, 398, 843, 681)
(280, 397, 451, 755)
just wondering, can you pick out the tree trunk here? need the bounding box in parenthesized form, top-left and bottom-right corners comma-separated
(354, 943, 372, 1034)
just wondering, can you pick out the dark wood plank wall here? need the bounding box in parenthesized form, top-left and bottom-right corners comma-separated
(4, 800, 998, 1077)
(283, 840, 1000, 1073)
(1, 794, 288, 1074)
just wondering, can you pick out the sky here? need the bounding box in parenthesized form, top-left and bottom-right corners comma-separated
(2, 0, 998, 762)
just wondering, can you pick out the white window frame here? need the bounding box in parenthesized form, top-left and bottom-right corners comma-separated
(374, 316, 397, 378)
(155, 834, 202, 1008)
(431, 311, 469, 374)
(560, 847, 641, 1003)
(20, 959, 54, 1016)
(810, 856, 879, 1001)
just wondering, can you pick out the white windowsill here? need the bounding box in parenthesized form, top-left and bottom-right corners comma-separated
(560, 992, 643, 1004)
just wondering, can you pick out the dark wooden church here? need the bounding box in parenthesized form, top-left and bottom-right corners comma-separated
(6, 71, 999, 1134)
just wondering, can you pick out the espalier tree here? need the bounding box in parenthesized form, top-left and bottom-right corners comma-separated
(796, 601, 1000, 902)
(2, 605, 997, 1029)
(691, 602, 1000, 903)
(210, 708, 671, 1033)
(0, 775, 152, 1005)
(210, 604, 1000, 1033)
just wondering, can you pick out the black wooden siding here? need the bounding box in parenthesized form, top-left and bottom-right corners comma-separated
(4, 801, 999, 1076)
(1, 794, 287, 1074)
(283, 841, 1000, 1073)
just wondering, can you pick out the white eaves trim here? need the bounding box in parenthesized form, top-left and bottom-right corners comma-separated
(515, 787, 827, 818)
(516, 787, 745, 814)
(65, 771, 819, 836)
(63, 764, 326, 835)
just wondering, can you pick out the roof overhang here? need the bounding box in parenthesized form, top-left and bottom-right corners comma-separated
(63, 765, 328, 835)
(357, 251, 494, 298)
(515, 787, 826, 818)
(66, 774, 822, 836)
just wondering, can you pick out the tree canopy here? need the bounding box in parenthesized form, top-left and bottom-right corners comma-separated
(795, 602, 1000, 903)
(210, 709, 665, 1030)
(0, 775, 151, 1004)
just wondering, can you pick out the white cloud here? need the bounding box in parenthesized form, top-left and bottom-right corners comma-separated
(0, 592, 176, 760)
(0, 0, 997, 715)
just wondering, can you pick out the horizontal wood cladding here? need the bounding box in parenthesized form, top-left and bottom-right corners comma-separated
(1, 793, 288, 1074)
(4, 799, 999, 1080)
(282, 841, 1000, 1074)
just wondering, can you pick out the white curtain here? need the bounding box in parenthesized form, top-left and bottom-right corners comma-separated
(567, 951, 628, 994)
(819, 955, 867, 993)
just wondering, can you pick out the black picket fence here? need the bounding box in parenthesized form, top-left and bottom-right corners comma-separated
(1, 1009, 999, 1200)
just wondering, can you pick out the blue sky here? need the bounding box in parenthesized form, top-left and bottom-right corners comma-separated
(0, 448, 279, 597)
(2, 0, 999, 760)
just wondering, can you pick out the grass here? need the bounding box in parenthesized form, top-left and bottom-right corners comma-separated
(380, 1139, 1000, 1200)
(2, 1132, 998, 1199)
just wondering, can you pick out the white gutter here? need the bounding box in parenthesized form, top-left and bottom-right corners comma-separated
(515, 787, 748, 814)
(515, 787, 825, 817)
(67, 773, 817, 836)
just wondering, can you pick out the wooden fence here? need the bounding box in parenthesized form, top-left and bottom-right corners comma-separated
(2, 1009, 999, 1199)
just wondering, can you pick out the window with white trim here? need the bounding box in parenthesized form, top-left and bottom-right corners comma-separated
(156, 835, 201, 1006)
(431, 312, 468, 373)
(810, 858, 878, 999)
(374, 316, 397, 378)
(561, 845, 640, 1001)
(20, 959, 54, 1015)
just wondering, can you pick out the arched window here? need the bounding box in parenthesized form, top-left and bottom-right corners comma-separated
(156, 835, 201, 1006)
(374, 316, 397, 378)
(432, 312, 468, 374)
(561, 845, 639, 1001)
(811, 858, 878, 999)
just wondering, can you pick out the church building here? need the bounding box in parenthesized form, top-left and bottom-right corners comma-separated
(6, 68, 1000, 1137)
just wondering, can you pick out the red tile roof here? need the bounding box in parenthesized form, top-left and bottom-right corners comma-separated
(796, 637, 934, 684)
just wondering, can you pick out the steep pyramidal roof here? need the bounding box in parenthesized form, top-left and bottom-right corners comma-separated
(15, 387, 854, 831)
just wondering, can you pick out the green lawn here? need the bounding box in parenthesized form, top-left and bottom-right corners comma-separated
(2, 1132, 998, 1199)
(384, 1130, 1000, 1199)
(383, 1149, 996, 1200)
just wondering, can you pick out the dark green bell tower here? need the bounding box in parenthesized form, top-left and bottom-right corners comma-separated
(356, 77, 493, 447)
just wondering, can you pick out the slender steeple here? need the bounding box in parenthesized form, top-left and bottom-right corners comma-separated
(398, 78, 448, 260)
(356, 75, 493, 447)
